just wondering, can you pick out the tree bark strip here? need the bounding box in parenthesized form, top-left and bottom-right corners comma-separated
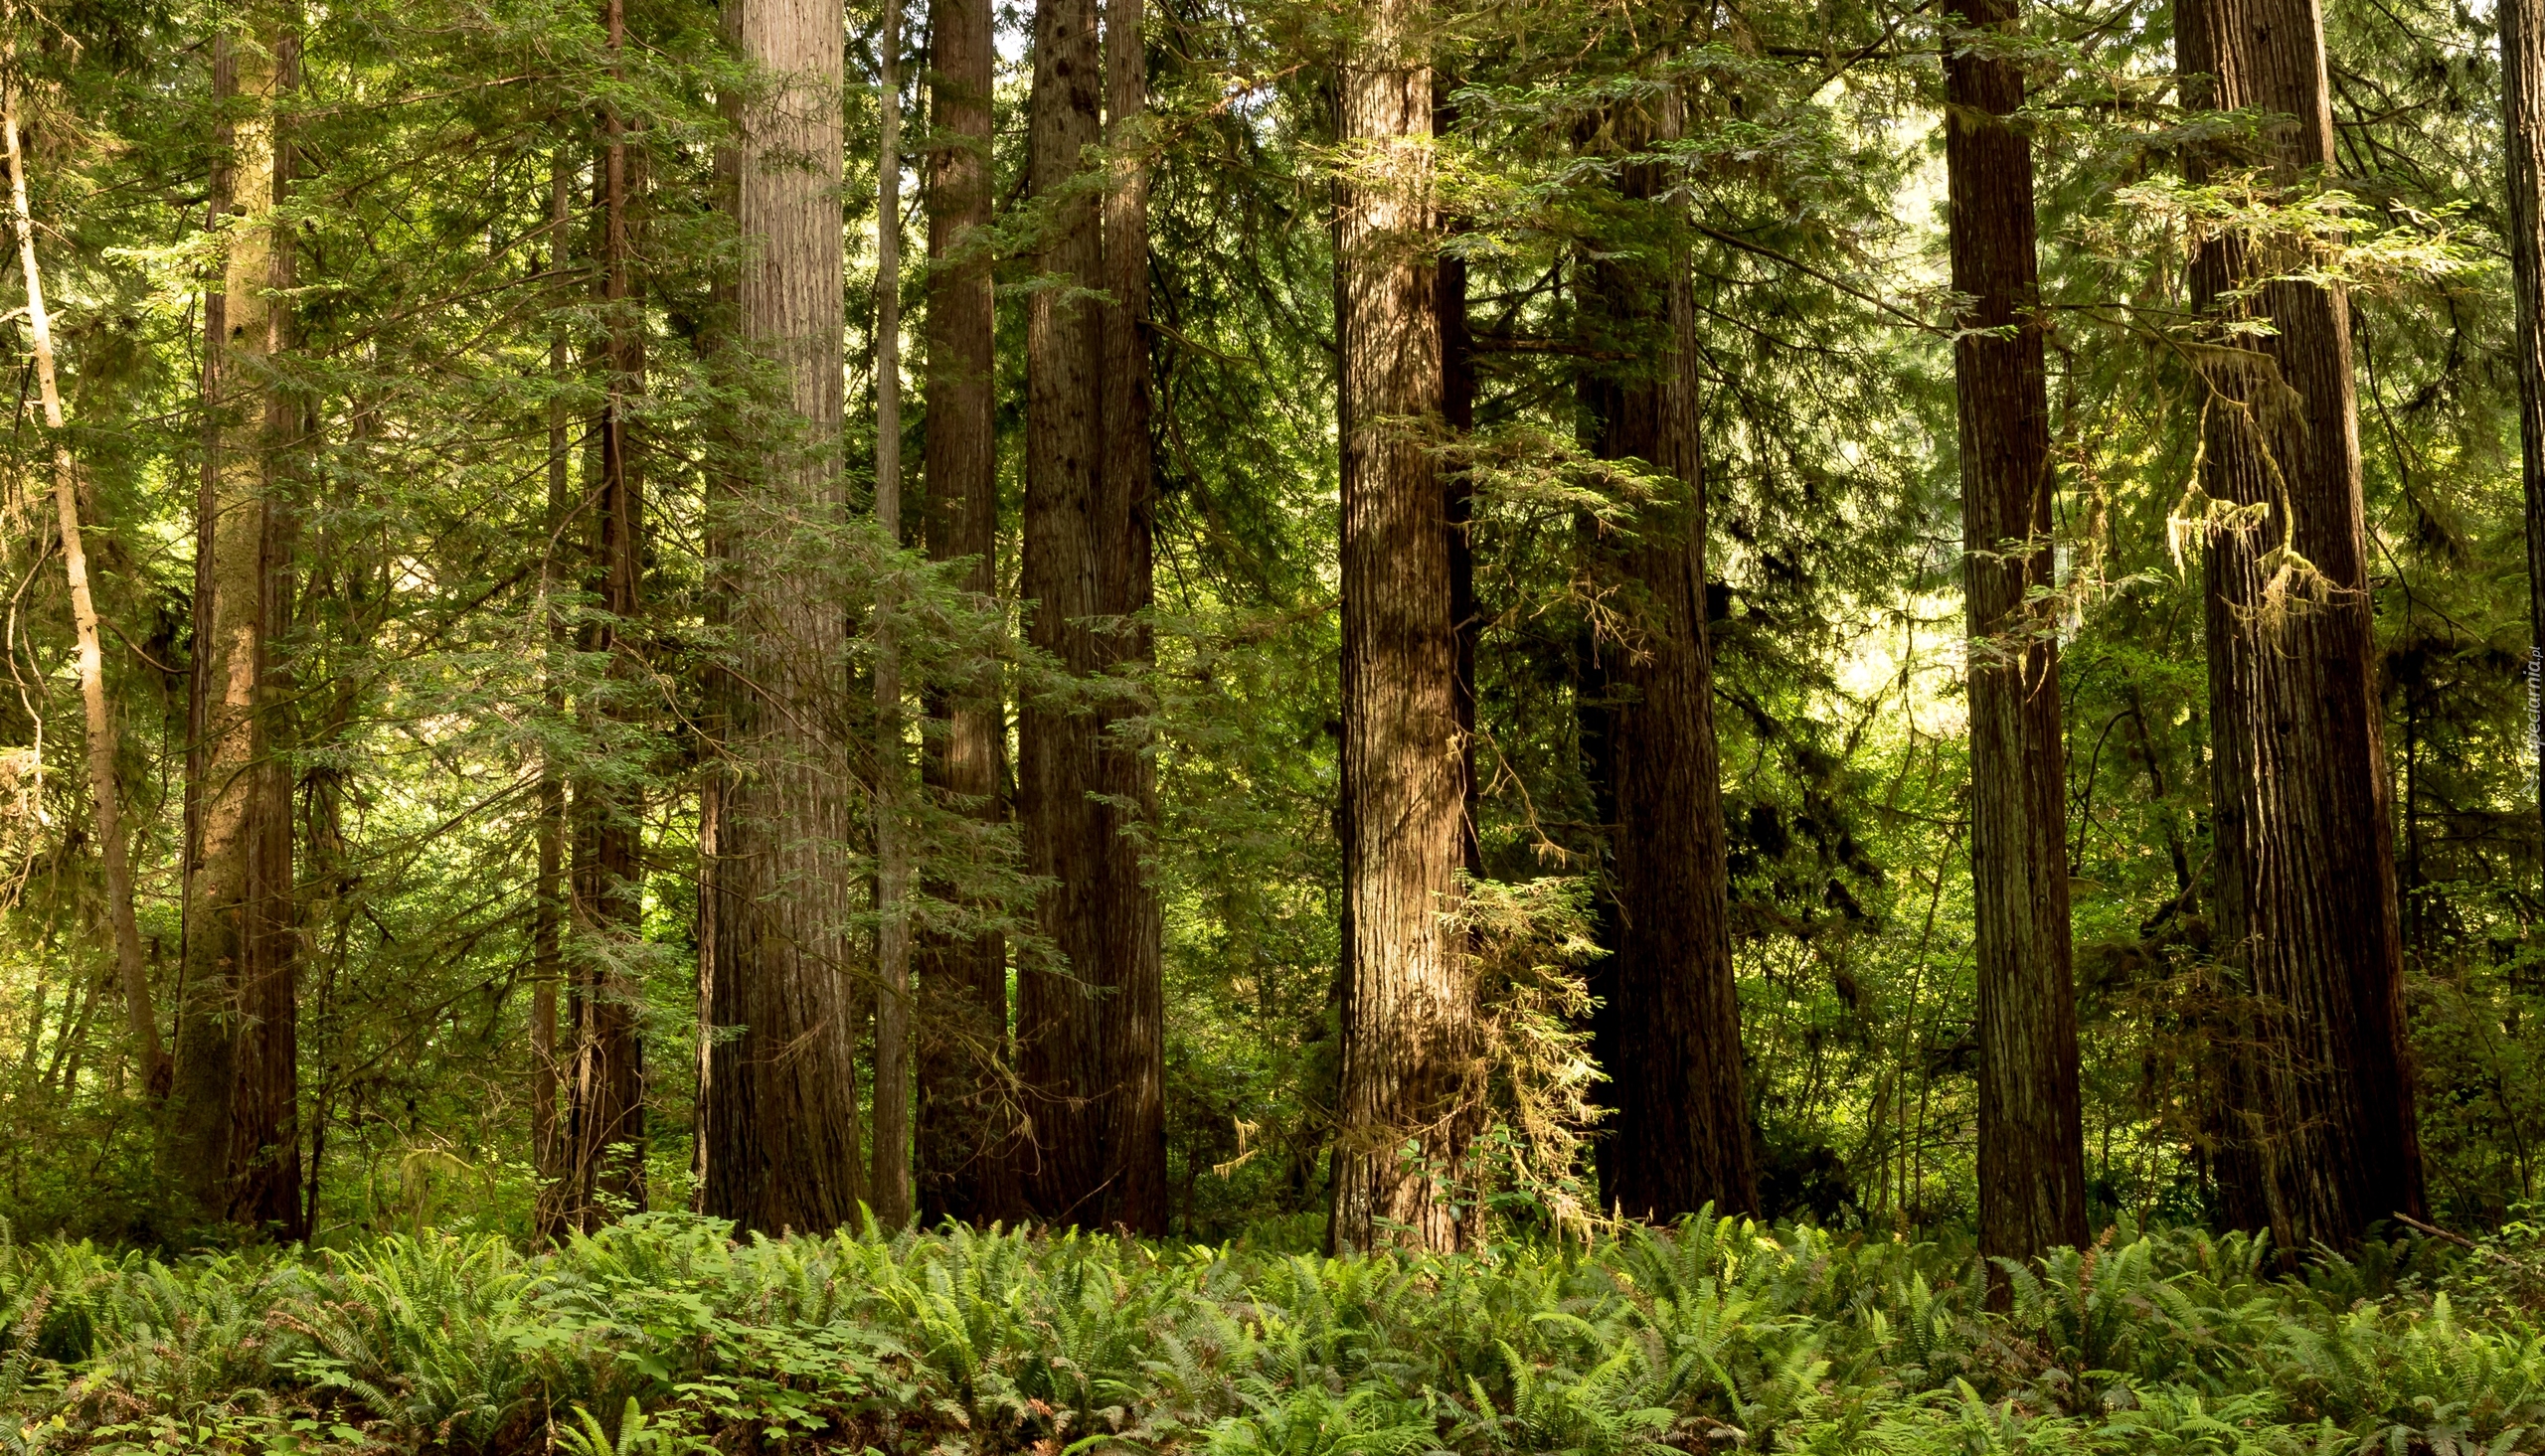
(916, 0, 1019, 1227)
(1946, 0, 2089, 1269)
(701, 0, 865, 1235)
(2505, 0, 2545, 837)
(871, 0, 917, 1230)
(1328, 1, 1475, 1254)
(2178, 0, 2427, 1248)
(1580, 88, 1758, 1223)
(172, 25, 303, 1237)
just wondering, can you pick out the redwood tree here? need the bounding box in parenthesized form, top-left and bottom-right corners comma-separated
(2179, 0, 2427, 1248)
(2506, 0, 2545, 824)
(172, 24, 303, 1237)
(1945, 0, 2089, 1266)
(1328, 0, 1476, 1255)
(916, 0, 1020, 1226)
(699, 0, 865, 1235)
(1579, 90, 1758, 1223)
(1018, 0, 1163, 1233)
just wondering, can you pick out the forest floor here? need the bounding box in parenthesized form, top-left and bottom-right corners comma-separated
(0, 1212, 2535, 1455)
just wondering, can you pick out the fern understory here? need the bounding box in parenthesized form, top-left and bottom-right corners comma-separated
(0, 1214, 2539, 1455)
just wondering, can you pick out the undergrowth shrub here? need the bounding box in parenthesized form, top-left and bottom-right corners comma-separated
(0, 1213, 2533, 1455)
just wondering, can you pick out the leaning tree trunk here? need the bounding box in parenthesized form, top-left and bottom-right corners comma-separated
(915, 0, 1020, 1228)
(1581, 90, 1758, 1224)
(1097, 0, 1164, 1237)
(2178, 0, 2427, 1249)
(1018, 0, 1162, 1230)
(564, 0, 649, 1230)
(1946, 0, 2089, 1271)
(172, 26, 302, 1238)
(1327, 0, 1475, 1255)
(2506, 0, 2545, 835)
(700, 0, 865, 1235)
(2, 74, 166, 1101)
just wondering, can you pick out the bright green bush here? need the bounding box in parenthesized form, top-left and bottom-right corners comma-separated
(0, 1214, 2535, 1455)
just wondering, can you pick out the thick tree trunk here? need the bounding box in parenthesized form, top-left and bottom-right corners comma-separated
(563, 0, 649, 1230)
(916, 0, 1019, 1227)
(1328, 5, 1475, 1255)
(1580, 93, 1758, 1224)
(1097, 0, 1164, 1236)
(701, 0, 865, 1235)
(172, 27, 302, 1237)
(1946, 0, 2089, 1269)
(2, 76, 166, 1101)
(871, 0, 916, 1231)
(2178, 0, 2427, 1248)
(1018, 0, 1162, 1231)
(2507, 0, 2545, 836)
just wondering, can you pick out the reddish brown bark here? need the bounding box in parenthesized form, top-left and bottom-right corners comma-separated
(1946, 0, 2089, 1269)
(2178, 0, 2427, 1248)
(1580, 93, 1758, 1224)
(1327, 5, 1476, 1255)
(915, 0, 1020, 1228)
(172, 26, 303, 1238)
(1018, 0, 1162, 1232)
(701, 0, 866, 1235)
(2506, 0, 2545, 831)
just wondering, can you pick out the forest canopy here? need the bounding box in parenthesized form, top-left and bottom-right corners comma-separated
(0, 0, 2526, 1265)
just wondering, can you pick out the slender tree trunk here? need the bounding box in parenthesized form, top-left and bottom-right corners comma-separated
(2506, 0, 2545, 839)
(564, 0, 648, 1230)
(172, 25, 302, 1237)
(1580, 90, 1758, 1223)
(2178, 0, 2427, 1248)
(1436, 95, 1478, 879)
(916, 0, 1019, 1228)
(1946, 0, 2088, 1270)
(2, 76, 166, 1100)
(1098, 0, 1164, 1237)
(702, 0, 865, 1234)
(1327, 1, 1474, 1254)
(870, 0, 916, 1230)
(533, 148, 572, 1243)
(1019, 0, 1161, 1230)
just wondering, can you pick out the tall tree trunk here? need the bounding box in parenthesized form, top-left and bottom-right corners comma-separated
(2178, 0, 2427, 1248)
(2506, 0, 2545, 839)
(533, 148, 572, 1243)
(564, 0, 649, 1228)
(173, 24, 302, 1237)
(1947, 0, 2088, 1269)
(1018, 0, 1162, 1230)
(870, 0, 916, 1231)
(1580, 90, 1757, 1223)
(916, 0, 1019, 1228)
(701, 0, 865, 1234)
(1436, 93, 1478, 879)
(1327, 1, 1473, 1255)
(1098, 0, 1164, 1237)
(2, 74, 166, 1101)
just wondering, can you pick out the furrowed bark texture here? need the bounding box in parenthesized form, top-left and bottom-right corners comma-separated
(917, 0, 1020, 1227)
(872, 0, 916, 1231)
(1581, 94, 1757, 1223)
(2178, 0, 2427, 1248)
(702, 0, 865, 1235)
(1328, 7, 1475, 1255)
(2506, 0, 2545, 826)
(1019, 0, 1162, 1231)
(173, 27, 302, 1237)
(565, 0, 649, 1229)
(1945, 0, 2089, 1269)
(2, 75, 166, 1100)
